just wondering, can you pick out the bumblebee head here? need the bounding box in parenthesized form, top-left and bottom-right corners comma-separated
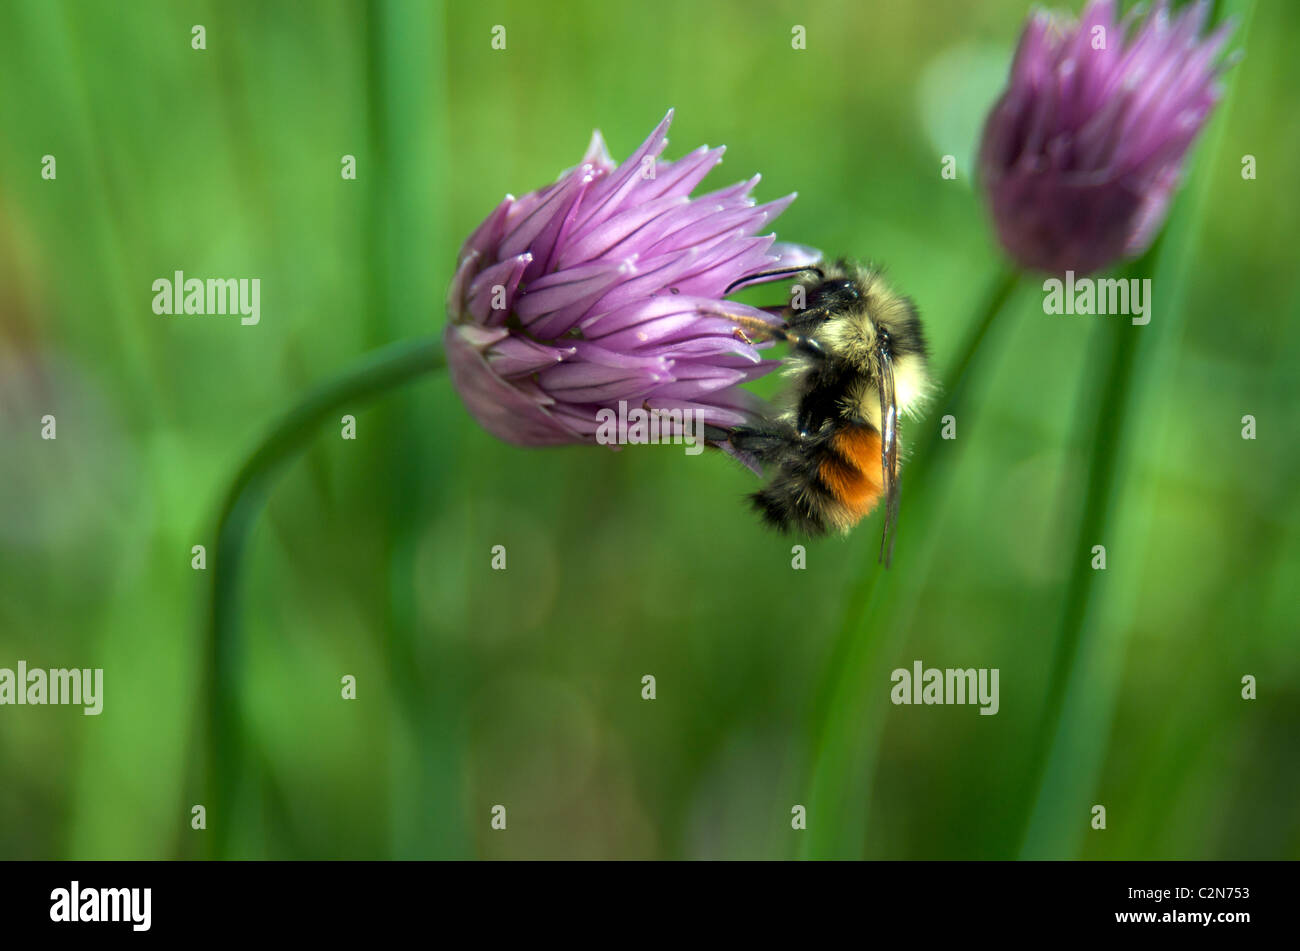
(802, 276, 861, 315)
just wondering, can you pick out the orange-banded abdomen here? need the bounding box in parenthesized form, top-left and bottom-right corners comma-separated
(818, 424, 886, 524)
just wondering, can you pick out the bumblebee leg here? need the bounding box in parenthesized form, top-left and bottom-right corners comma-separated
(728, 423, 798, 460)
(731, 322, 827, 362)
(702, 423, 738, 449)
(701, 304, 829, 362)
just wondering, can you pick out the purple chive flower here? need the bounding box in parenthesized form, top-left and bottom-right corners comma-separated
(978, 0, 1234, 275)
(445, 110, 819, 449)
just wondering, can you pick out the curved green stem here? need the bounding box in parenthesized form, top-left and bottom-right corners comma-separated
(201, 334, 446, 858)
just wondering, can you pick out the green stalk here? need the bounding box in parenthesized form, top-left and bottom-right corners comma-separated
(1015, 260, 1147, 858)
(801, 266, 1022, 859)
(364, 0, 459, 860)
(201, 335, 445, 858)
(1017, 0, 1255, 859)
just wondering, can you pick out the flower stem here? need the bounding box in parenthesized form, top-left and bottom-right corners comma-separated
(1017, 0, 1254, 857)
(200, 335, 445, 858)
(801, 265, 1022, 859)
(1014, 275, 1145, 857)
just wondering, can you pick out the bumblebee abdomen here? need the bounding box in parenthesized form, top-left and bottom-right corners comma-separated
(740, 422, 885, 536)
(818, 425, 885, 521)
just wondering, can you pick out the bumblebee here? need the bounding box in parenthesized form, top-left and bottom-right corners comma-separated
(712, 260, 932, 564)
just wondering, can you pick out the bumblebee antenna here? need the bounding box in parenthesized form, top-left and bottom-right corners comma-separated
(724, 265, 823, 296)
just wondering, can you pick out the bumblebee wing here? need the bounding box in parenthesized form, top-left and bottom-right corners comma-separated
(877, 350, 902, 567)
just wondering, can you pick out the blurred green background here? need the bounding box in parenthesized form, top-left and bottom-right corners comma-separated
(0, 0, 1295, 860)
